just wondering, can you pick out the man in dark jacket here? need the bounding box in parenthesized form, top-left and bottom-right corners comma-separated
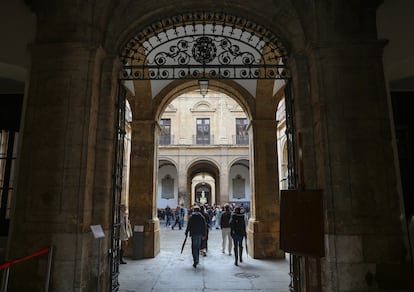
(185, 205, 207, 268)
(230, 206, 247, 266)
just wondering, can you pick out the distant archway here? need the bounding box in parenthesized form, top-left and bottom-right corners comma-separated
(186, 159, 221, 206)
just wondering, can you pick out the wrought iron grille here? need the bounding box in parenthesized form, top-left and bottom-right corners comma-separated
(284, 81, 297, 190)
(284, 81, 301, 291)
(120, 12, 290, 80)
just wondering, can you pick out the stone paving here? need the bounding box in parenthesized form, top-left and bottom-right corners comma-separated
(119, 223, 291, 292)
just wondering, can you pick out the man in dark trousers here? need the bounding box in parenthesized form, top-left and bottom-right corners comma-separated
(230, 206, 247, 266)
(185, 205, 207, 268)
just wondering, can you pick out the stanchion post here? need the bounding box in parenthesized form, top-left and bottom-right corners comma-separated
(97, 239, 102, 292)
(44, 247, 53, 292)
(1, 266, 10, 292)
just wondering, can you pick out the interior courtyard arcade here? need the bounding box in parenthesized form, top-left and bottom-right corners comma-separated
(1, 1, 413, 291)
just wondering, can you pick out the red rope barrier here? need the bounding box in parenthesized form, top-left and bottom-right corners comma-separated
(0, 248, 50, 271)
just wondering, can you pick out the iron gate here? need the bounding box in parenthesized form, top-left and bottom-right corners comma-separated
(284, 81, 301, 291)
(110, 84, 127, 292)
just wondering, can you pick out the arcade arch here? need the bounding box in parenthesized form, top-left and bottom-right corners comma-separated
(228, 159, 250, 205)
(158, 159, 179, 209)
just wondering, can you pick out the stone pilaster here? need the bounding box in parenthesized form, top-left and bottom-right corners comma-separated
(90, 55, 123, 292)
(128, 119, 160, 258)
(7, 42, 106, 291)
(305, 40, 412, 291)
(248, 119, 284, 259)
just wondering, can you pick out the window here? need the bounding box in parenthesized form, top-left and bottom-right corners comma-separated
(236, 118, 248, 145)
(196, 118, 210, 145)
(159, 119, 171, 145)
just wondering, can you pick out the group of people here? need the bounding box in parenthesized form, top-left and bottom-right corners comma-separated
(118, 202, 248, 267)
(160, 204, 187, 229)
(185, 203, 247, 268)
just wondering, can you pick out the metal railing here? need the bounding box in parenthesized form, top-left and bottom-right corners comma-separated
(0, 247, 53, 292)
(158, 134, 251, 146)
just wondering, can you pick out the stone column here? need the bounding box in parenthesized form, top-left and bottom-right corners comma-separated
(219, 160, 229, 205)
(128, 80, 160, 258)
(246, 78, 284, 259)
(191, 182, 196, 205)
(7, 42, 106, 291)
(304, 41, 412, 291)
(177, 157, 188, 207)
(90, 55, 122, 292)
(248, 119, 284, 258)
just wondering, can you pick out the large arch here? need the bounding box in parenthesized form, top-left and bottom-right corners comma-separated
(6, 1, 411, 291)
(120, 7, 300, 265)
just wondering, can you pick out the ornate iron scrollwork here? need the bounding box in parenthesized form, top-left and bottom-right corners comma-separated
(120, 12, 290, 80)
(153, 39, 192, 66)
(193, 36, 217, 64)
(150, 36, 257, 67)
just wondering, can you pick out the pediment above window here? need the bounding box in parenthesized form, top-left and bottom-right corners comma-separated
(190, 101, 216, 112)
(165, 104, 177, 112)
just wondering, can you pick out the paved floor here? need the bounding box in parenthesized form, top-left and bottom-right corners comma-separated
(119, 224, 291, 292)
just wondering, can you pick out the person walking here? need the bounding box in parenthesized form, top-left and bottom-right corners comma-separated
(199, 205, 211, 257)
(120, 204, 133, 264)
(180, 203, 187, 227)
(230, 206, 246, 266)
(171, 206, 182, 230)
(220, 204, 232, 255)
(185, 205, 207, 268)
(214, 205, 221, 229)
(165, 205, 172, 227)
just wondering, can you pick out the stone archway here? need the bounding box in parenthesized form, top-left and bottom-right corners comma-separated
(6, 3, 309, 291)
(114, 4, 413, 288)
(121, 10, 296, 264)
(186, 159, 221, 206)
(8, 1, 410, 291)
